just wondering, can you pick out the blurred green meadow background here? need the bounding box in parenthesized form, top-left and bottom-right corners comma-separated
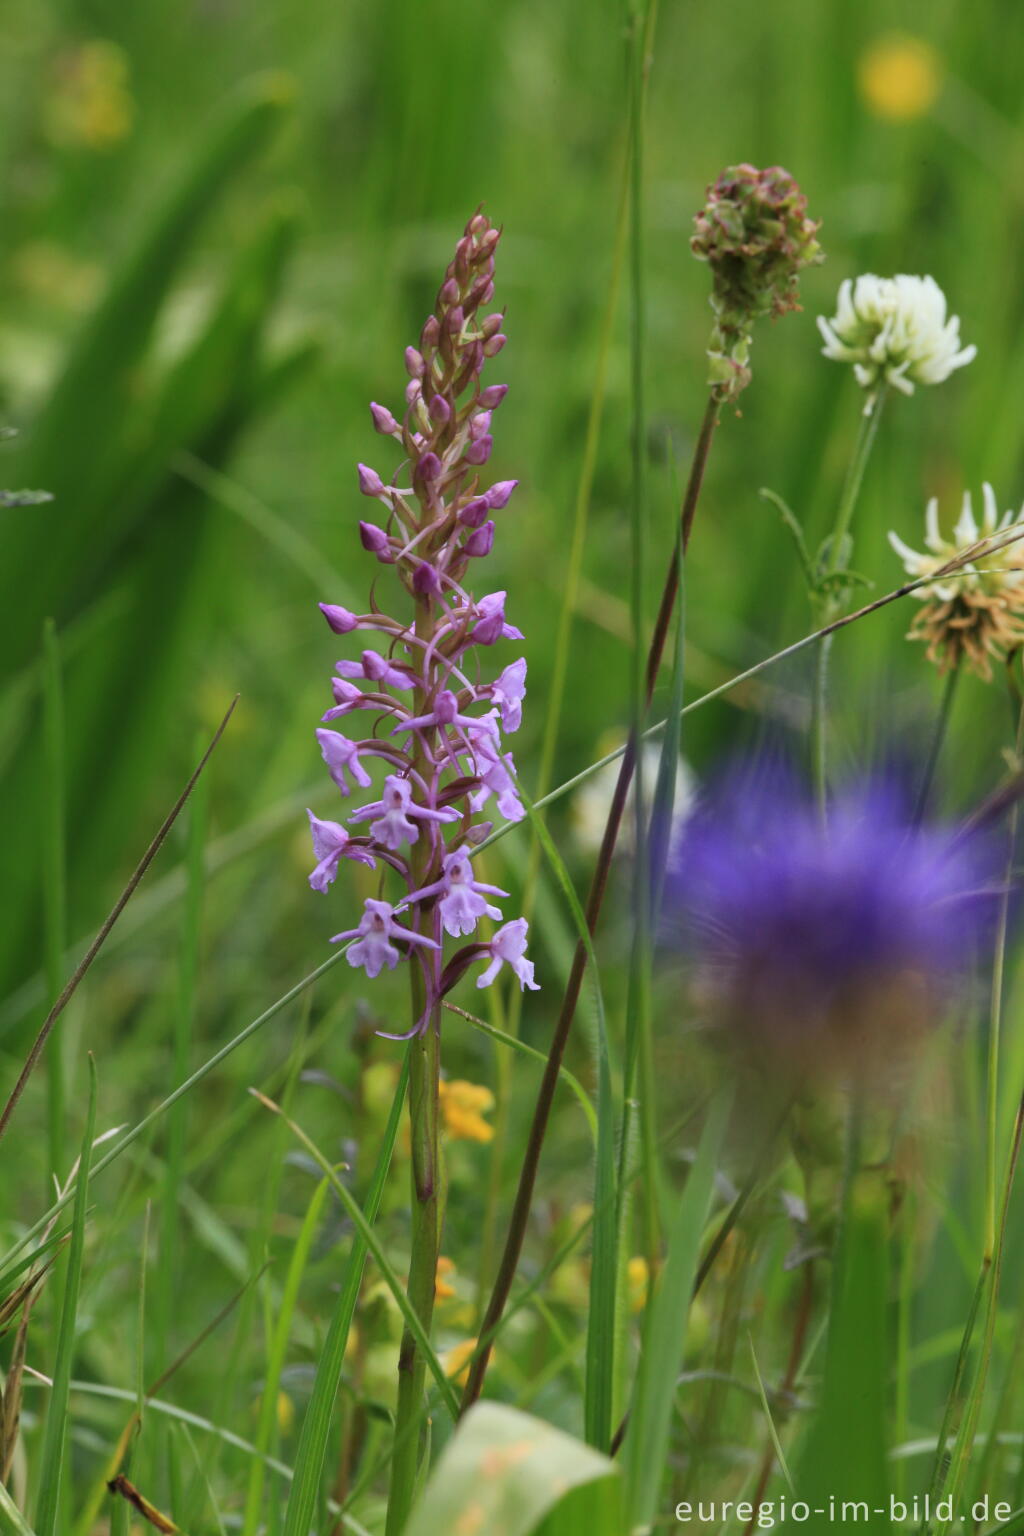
(4, 0, 1024, 1530)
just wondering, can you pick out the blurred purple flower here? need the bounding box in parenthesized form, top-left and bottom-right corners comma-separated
(666, 769, 991, 1084)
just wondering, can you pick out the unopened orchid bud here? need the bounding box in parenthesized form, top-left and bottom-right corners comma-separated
(487, 480, 518, 510)
(439, 277, 460, 308)
(482, 333, 506, 358)
(429, 394, 452, 424)
(370, 401, 399, 435)
(480, 314, 503, 340)
(405, 346, 425, 379)
(467, 278, 495, 309)
(420, 315, 440, 351)
(359, 521, 392, 561)
(357, 463, 386, 497)
(411, 560, 443, 597)
(415, 451, 442, 484)
(478, 384, 508, 410)
(469, 411, 492, 441)
(464, 520, 495, 557)
(479, 227, 500, 256)
(445, 305, 465, 336)
(405, 378, 422, 406)
(468, 211, 489, 237)
(459, 496, 490, 528)
(319, 602, 359, 634)
(465, 435, 493, 465)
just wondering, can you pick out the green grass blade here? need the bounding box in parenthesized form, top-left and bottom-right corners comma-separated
(34, 1056, 98, 1536)
(252, 1080, 460, 1419)
(794, 1168, 890, 1521)
(511, 779, 618, 1451)
(41, 618, 67, 1187)
(283, 1050, 408, 1536)
(623, 1093, 729, 1527)
(243, 1177, 330, 1535)
(0, 1482, 37, 1536)
(443, 1003, 597, 1142)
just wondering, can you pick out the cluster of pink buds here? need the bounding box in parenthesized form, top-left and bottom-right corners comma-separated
(307, 212, 539, 1037)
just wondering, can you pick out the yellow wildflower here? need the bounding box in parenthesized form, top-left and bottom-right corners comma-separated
(442, 1337, 480, 1388)
(627, 1256, 650, 1314)
(439, 1079, 495, 1143)
(45, 41, 135, 150)
(858, 35, 942, 122)
(435, 1256, 457, 1301)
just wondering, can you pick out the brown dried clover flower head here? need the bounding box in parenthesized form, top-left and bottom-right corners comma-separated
(691, 163, 823, 401)
(889, 484, 1024, 680)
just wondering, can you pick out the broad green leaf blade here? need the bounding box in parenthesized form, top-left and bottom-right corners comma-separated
(35, 1057, 98, 1536)
(283, 1051, 409, 1536)
(405, 1403, 620, 1536)
(792, 1169, 890, 1525)
(623, 1093, 730, 1529)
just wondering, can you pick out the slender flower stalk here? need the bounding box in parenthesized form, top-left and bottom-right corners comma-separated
(462, 162, 822, 1415)
(303, 213, 538, 1531)
(809, 388, 887, 814)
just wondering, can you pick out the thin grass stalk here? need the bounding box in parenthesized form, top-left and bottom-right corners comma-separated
(810, 390, 886, 814)
(0, 697, 237, 1151)
(35, 1057, 97, 1536)
(155, 742, 208, 1378)
(41, 619, 67, 1189)
(914, 659, 962, 825)
(936, 697, 1024, 1527)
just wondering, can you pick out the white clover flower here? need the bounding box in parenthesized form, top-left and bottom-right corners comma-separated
(889, 484, 1024, 677)
(818, 274, 975, 403)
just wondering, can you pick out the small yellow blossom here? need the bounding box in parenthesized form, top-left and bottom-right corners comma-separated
(439, 1079, 495, 1143)
(627, 1256, 650, 1314)
(435, 1255, 457, 1301)
(858, 35, 942, 122)
(45, 41, 135, 150)
(276, 1390, 295, 1435)
(442, 1337, 480, 1388)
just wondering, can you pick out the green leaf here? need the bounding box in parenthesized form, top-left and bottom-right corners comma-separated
(404, 1404, 621, 1536)
(791, 1168, 890, 1525)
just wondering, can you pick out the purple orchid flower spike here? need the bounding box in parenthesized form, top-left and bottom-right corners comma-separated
(406, 846, 510, 938)
(475, 918, 540, 991)
(332, 897, 440, 979)
(349, 774, 459, 851)
(306, 809, 376, 892)
(316, 729, 373, 795)
(304, 211, 539, 1037)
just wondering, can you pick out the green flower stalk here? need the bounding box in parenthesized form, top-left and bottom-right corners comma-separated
(691, 163, 823, 402)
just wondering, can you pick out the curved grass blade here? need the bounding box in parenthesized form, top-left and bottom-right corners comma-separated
(242, 1179, 330, 1535)
(283, 1050, 409, 1536)
(250, 1086, 459, 1418)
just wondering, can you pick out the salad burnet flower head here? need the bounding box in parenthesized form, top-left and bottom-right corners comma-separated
(818, 274, 975, 408)
(305, 212, 538, 1035)
(889, 484, 1024, 679)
